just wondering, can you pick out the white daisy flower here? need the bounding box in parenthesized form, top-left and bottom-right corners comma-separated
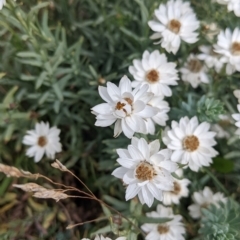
(141, 204, 185, 240)
(91, 76, 158, 139)
(202, 22, 220, 41)
(163, 169, 190, 205)
(22, 122, 62, 163)
(198, 45, 224, 73)
(148, 0, 199, 54)
(0, 0, 6, 10)
(211, 114, 232, 139)
(232, 104, 240, 135)
(166, 116, 218, 172)
(188, 186, 226, 219)
(216, 0, 240, 17)
(82, 236, 126, 240)
(145, 96, 170, 135)
(214, 28, 240, 75)
(129, 50, 179, 97)
(180, 54, 209, 88)
(112, 137, 178, 207)
(211, 124, 230, 139)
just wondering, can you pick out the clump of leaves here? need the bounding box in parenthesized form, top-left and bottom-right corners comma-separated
(198, 199, 240, 240)
(197, 96, 225, 123)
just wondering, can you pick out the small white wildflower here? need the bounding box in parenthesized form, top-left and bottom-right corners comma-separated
(0, 0, 6, 10)
(211, 115, 232, 139)
(112, 137, 178, 207)
(211, 124, 230, 139)
(166, 116, 218, 172)
(145, 96, 170, 135)
(91, 76, 158, 139)
(142, 204, 185, 240)
(216, 0, 240, 17)
(202, 22, 220, 41)
(23, 121, 62, 163)
(198, 45, 224, 73)
(163, 169, 190, 205)
(129, 50, 179, 97)
(214, 28, 240, 75)
(180, 54, 209, 88)
(188, 186, 226, 219)
(148, 0, 199, 54)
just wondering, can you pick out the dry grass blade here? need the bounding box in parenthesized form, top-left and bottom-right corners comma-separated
(0, 163, 25, 177)
(51, 159, 67, 172)
(13, 183, 46, 192)
(13, 183, 68, 202)
(20, 170, 39, 179)
(0, 163, 38, 179)
(33, 190, 68, 202)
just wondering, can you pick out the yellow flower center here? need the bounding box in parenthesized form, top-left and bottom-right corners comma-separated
(231, 42, 240, 56)
(157, 224, 170, 234)
(38, 136, 48, 147)
(171, 181, 181, 194)
(124, 97, 133, 105)
(146, 69, 159, 83)
(183, 135, 200, 152)
(168, 19, 181, 34)
(135, 162, 155, 181)
(201, 202, 209, 209)
(116, 102, 126, 110)
(188, 59, 202, 73)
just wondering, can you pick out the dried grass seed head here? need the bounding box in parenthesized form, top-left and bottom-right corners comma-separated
(13, 183, 46, 192)
(51, 159, 68, 171)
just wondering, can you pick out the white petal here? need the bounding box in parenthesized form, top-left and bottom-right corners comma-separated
(112, 167, 127, 179)
(159, 161, 178, 172)
(194, 122, 210, 135)
(137, 105, 158, 118)
(34, 148, 45, 162)
(107, 82, 121, 101)
(171, 150, 184, 162)
(91, 103, 112, 114)
(121, 119, 134, 138)
(147, 183, 163, 201)
(128, 145, 144, 160)
(119, 75, 132, 94)
(149, 140, 160, 156)
(127, 116, 143, 132)
(114, 119, 122, 137)
(117, 158, 137, 169)
(126, 184, 140, 200)
(98, 86, 113, 103)
(95, 118, 116, 127)
(133, 100, 145, 113)
(137, 138, 150, 160)
(23, 135, 37, 145)
(141, 186, 154, 207)
(116, 149, 131, 158)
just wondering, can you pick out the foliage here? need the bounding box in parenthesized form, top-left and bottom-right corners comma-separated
(0, 0, 240, 239)
(198, 200, 240, 240)
(197, 96, 225, 122)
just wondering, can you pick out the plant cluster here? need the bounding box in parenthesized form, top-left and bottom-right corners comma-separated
(0, 0, 240, 239)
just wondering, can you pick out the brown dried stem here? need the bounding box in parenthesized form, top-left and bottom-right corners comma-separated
(1, 162, 145, 236)
(66, 216, 108, 229)
(66, 169, 96, 198)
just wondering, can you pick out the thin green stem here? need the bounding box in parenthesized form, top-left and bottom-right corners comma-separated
(204, 168, 229, 196)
